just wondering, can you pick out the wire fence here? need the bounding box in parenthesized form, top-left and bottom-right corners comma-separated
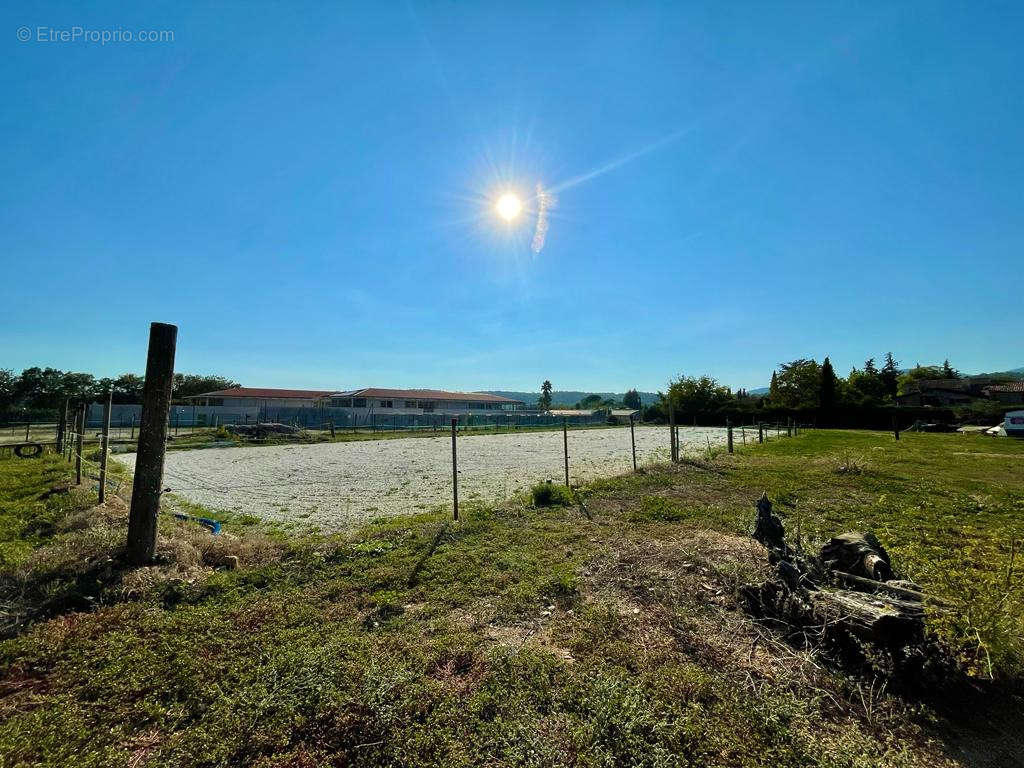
(2, 406, 808, 536)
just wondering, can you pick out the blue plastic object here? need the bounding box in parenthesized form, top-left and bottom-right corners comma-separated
(172, 512, 222, 535)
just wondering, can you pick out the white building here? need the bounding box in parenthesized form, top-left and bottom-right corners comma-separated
(186, 388, 335, 409)
(186, 386, 524, 416)
(324, 388, 523, 415)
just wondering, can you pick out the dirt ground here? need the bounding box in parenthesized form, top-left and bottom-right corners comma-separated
(116, 426, 733, 529)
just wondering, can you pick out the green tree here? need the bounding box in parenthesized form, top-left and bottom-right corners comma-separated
(113, 373, 146, 403)
(880, 352, 900, 402)
(538, 380, 553, 410)
(819, 356, 837, 412)
(0, 369, 15, 412)
(666, 375, 733, 417)
(941, 359, 960, 379)
(897, 364, 945, 395)
(772, 359, 821, 409)
(172, 374, 241, 400)
(622, 389, 642, 410)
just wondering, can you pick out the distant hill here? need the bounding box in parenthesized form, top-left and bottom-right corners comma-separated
(484, 390, 660, 407)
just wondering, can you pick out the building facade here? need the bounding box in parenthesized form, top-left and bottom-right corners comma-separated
(324, 388, 523, 415)
(187, 386, 524, 416)
(186, 388, 335, 409)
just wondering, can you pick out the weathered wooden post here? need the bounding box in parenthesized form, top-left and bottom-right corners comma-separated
(893, 416, 900, 441)
(99, 390, 112, 503)
(25, 414, 31, 442)
(75, 404, 85, 485)
(130, 414, 135, 441)
(563, 418, 570, 486)
(127, 323, 177, 566)
(450, 417, 459, 521)
(630, 414, 637, 472)
(758, 422, 764, 444)
(727, 419, 734, 453)
(330, 419, 336, 438)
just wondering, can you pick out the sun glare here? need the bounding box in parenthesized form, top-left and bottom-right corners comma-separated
(495, 192, 523, 221)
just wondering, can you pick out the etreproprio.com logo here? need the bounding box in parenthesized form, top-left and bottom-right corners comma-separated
(17, 26, 175, 44)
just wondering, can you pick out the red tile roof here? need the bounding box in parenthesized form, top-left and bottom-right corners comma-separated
(332, 388, 523, 403)
(987, 381, 1024, 392)
(190, 388, 336, 399)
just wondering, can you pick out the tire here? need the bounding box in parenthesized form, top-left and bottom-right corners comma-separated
(14, 442, 43, 459)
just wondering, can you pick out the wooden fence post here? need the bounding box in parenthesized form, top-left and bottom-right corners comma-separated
(99, 391, 112, 504)
(563, 418, 570, 486)
(630, 414, 637, 472)
(727, 419, 734, 453)
(451, 417, 459, 521)
(75, 404, 85, 485)
(758, 422, 764, 444)
(127, 322, 178, 566)
(25, 414, 31, 442)
(893, 416, 900, 441)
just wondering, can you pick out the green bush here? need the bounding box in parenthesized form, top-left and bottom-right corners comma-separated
(530, 481, 574, 507)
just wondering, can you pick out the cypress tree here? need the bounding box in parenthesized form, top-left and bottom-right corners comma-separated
(819, 356, 837, 416)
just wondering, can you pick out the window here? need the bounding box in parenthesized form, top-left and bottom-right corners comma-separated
(379, 400, 393, 408)
(353, 398, 366, 408)
(331, 398, 352, 407)
(418, 401, 435, 411)
(405, 400, 417, 408)
(1011, 417, 1024, 425)
(207, 398, 224, 406)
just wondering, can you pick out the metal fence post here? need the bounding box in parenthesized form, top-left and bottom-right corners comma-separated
(630, 414, 637, 472)
(75, 404, 85, 485)
(56, 399, 68, 454)
(99, 391, 112, 503)
(127, 322, 177, 566)
(563, 418, 570, 486)
(451, 417, 459, 521)
(668, 402, 677, 462)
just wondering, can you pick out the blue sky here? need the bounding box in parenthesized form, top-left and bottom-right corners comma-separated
(1, 2, 1021, 392)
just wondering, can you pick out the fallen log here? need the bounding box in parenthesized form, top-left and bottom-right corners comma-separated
(809, 588, 924, 647)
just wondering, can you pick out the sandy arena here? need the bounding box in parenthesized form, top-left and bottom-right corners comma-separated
(117, 426, 735, 530)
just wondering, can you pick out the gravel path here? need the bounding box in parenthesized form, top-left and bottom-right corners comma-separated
(116, 426, 733, 530)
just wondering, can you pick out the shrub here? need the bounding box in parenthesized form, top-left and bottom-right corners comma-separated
(530, 481, 574, 507)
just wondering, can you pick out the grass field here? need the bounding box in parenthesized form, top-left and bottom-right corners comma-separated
(0, 430, 1022, 767)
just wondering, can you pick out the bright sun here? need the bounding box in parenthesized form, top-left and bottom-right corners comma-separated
(495, 192, 523, 221)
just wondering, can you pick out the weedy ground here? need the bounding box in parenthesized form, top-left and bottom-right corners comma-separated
(0, 430, 1022, 767)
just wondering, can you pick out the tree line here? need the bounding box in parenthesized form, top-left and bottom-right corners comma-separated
(648, 355, 1000, 428)
(0, 367, 239, 418)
